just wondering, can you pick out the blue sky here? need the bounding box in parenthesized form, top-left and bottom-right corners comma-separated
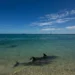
(0, 0, 75, 34)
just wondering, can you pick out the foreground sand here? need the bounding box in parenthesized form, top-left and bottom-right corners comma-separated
(0, 58, 75, 75)
(7, 59, 75, 75)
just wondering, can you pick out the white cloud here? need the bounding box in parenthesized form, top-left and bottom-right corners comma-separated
(45, 10, 69, 20)
(31, 9, 75, 27)
(39, 22, 53, 26)
(31, 17, 75, 26)
(45, 10, 75, 20)
(42, 28, 61, 31)
(31, 22, 53, 26)
(66, 26, 75, 30)
(42, 25, 75, 31)
(46, 14, 59, 20)
(55, 17, 75, 23)
(55, 19, 69, 23)
(70, 10, 75, 15)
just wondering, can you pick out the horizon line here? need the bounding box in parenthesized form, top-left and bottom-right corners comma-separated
(0, 33, 75, 35)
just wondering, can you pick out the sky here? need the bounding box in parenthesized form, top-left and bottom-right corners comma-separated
(0, 0, 75, 34)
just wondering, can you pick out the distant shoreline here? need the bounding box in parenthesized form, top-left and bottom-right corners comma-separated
(0, 33, 75, 35)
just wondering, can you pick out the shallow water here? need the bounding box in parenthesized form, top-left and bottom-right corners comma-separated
(0, 34, 75, 75)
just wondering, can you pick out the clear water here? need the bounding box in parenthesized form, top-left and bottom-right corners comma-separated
(0, 34, 75, 74)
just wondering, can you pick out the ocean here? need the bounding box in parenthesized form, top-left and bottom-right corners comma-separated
(0, 34, 75, 75)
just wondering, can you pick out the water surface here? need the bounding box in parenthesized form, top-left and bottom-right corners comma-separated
(0, 34, 75, 75)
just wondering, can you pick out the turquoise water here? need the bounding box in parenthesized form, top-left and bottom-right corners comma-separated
(0, 34, 75, 61)
(0, 34, 75, 74)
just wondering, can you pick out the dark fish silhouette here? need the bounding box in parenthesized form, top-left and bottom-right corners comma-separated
(30, 53, 47, 62)
(13, 53, 58, 67)
(13, 61, 19, 67)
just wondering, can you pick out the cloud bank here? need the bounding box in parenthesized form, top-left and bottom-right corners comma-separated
(30, 9, 75, 33)
(31, 9, 75, 26)
(66, 26, 75, 29)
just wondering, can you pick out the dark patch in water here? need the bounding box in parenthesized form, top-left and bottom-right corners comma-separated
(0, 40, 11, 45)
(8, 45, 17, 48)
(0, 42, 5, 45)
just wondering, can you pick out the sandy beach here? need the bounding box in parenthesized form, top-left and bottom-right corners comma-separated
(0, 57, 75, 75)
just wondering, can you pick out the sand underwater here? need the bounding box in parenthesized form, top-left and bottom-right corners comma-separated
(0, 34, 75, 75)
